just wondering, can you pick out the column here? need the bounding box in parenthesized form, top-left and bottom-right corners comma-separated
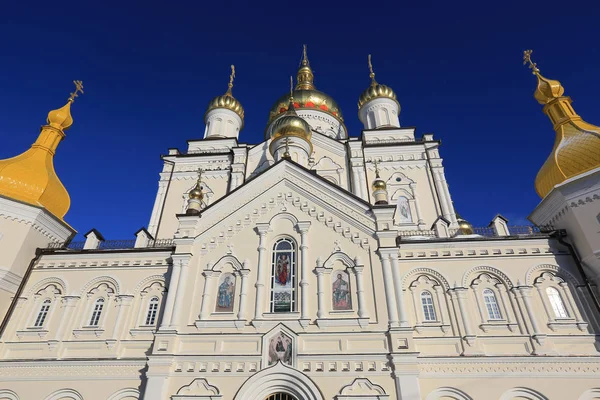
(351, 165, 361, 198)
(297, 222, 311, 321)
(470, 284, 487, 325)
(433, 286, 449, 327)
(358, 168, 368, 201)
(409, 183, 424, 225)
(518, 287, 543, 336)
(353, 265, 368, 318)
(453, 288, 474, 337)
(389, 253, 409, 327)
(254, 225, 269, 320)
(169, 257, 191, 329)
(497, 285, 515, 326)
(199, 270, 220, 320)
(433, 170, 452, 221)
(237, 269, 251, 321)
(315, 264, 327, 319)
(159, 261, 181, 329)
(534, 284, 554, 323)
(148, 181, 168, 237)
(12, 297, 29, 334)
(111, 295, 134, 339)
(439, 170, 457, 224)
(378, 251, 399, 327)
(559, 282, 585, 325)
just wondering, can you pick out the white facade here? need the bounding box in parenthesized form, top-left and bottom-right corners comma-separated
(0, 74, 599, 400)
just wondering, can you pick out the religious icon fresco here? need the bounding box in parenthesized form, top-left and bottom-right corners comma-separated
(275, 253, 291, 287)
(215, 273, 235, 312)
(268, 332, 293, 366)
(397, 196, 412, 223)
(332, 270, 352, 310)
(272, 239, 295, 312)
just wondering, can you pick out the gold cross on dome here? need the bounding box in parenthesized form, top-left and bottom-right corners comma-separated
(523, 50, 540, 75)
(196, 168, 203, 184)
(68, 80, 84, 102)
(283, 137, 291, 159)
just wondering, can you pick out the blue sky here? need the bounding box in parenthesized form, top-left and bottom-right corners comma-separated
(1, 0, 598, 239)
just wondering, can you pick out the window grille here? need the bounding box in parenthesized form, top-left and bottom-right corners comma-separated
(145, 297, 160, 325)
(34, 299, 51, 327)
(483, 289, 502, 320)
(89, 298, 105, 326)
(420, 291, 436, 321)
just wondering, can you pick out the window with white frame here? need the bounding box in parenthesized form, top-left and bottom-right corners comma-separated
(483, 288, 502, 320)
(34, 299, 51, 327)
(420, 291, 436, 321)
(145, 296, 160, 325)
(89, 298, 105, 326)
(270, 238, 296, 313)
(546, 287, 569, 319)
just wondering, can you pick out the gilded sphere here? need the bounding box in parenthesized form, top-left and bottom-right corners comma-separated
(189, 186, 203, 200)
(270, 113, 312, 141)
(269, 89, 343, 123)
(372, 178, 387, 191)
(358, 83, 398, 109)
(457, 218, 474, 235)
(205, 94, 245, 124)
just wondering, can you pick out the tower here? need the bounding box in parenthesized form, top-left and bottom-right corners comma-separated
(0, 83, 81, 321)
(358, 55, 400, 130)
(267, 45, 347, 140)
(525, 50, 600, 295)
(204, 65, 245, 139)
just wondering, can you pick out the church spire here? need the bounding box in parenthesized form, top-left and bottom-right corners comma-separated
(295, 44, 315, 90)
(0, 81, 83, 220)
(523, 50, 600, 198)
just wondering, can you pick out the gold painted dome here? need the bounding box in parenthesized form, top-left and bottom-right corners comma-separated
(523, 50, 600, 198)
(205, 65, 245, 127)
(0, 81, 84, 220)
(455, 214, 474, 235)
(371, 161, 387, 191)
(271, 101, 312, 142)
(268, 46, 343, 124)
(358, 55, 399, 109)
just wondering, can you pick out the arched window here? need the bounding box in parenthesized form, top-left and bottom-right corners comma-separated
(265, 394, 298, 400)
(89, 298, 105, 326)
(34, 299, 51, 327)
(145, 297, 160, 325)
(270, 238, 296, 313)
(420, 291, 436, 321)
(483, 289, 502, 320)
(546, 287, 569, 318)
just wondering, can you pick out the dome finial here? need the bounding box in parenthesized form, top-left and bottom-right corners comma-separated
(523, 50, 540, 75)
(226, 65, 235, 96)
(283, 136, 291, 160)
(47, 80, 84, 131)
(522, 49, 565, 105)
(296, 45, 315, 90)
(290, 76, 294, 102)
(374, 159, 381, 179)
(368, 54, 377, 86)
(186, 168, 204, 215)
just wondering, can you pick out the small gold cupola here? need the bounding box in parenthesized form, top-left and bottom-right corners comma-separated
(523, 50, 600, 198)
(455, 212, 474, 235)
(358, 55, 401, 130)
(358, 54, 399, 109)
(0, 81, 84, 220)
(371, 160, 389, 205)
(186, 169, 204, 216)
(204, 65, 245, 136)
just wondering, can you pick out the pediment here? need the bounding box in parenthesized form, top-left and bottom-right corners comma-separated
(192, 160, 376, 253)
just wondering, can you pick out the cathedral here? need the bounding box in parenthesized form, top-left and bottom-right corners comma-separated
(0, 47, 599, 400)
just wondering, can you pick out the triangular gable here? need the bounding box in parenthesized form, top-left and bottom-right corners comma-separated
(196, 160, 376, 239)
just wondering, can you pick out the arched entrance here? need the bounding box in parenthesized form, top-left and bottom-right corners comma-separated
(265, 394, 298, 400)
(234, 361, 323, 400)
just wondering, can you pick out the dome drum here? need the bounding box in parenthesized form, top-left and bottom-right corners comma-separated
(358, 97, 400, 130)
(270, 135, 313, 164)
(204, 108, 243, 139)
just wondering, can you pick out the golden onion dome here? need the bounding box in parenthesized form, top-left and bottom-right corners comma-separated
(455, 213, 474, 235)
(0, 80, 84, 220)
(268, 46, 343, 124)
(205, 65, 245, 127)
(358, 55, 399, 109)
(372, 178, 387, 191)
(371, 161, 387, 191)
(271, 100, 312, 142)
(523, 50, 600, 198)
(189, 183, 203, 200)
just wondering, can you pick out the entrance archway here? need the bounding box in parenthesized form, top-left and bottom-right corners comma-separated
(265, 394, 298, 400)
(234, 361, 323, 400)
